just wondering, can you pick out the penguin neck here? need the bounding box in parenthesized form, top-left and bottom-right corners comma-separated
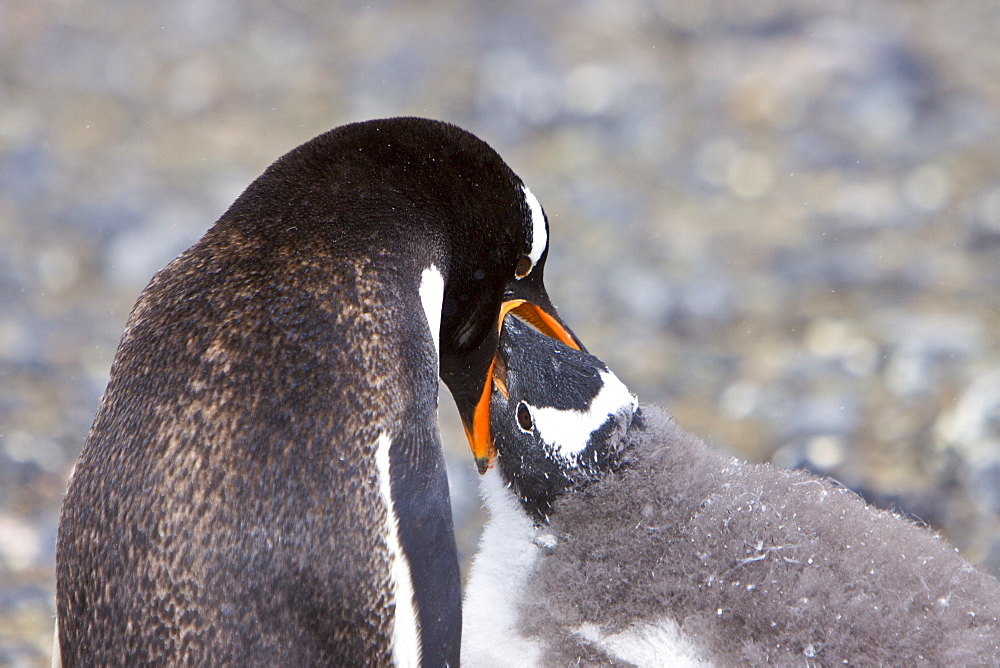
(462, 470, 546, 665)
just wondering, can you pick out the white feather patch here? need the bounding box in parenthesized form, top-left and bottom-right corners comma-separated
(529, 369, 638, 461)
(52, 618, 61, 668)
(462, 470, 544, 666)
(574, 620, 711, 667)
(522, 186, 548, 270)
(418, 265, 444, 358)
(375, 432, 422, 667)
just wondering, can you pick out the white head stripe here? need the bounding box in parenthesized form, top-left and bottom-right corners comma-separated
(522, 185, 548, 268)
(530, 369, 637, 461)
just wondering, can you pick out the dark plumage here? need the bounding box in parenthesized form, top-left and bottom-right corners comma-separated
(465, 316, 1000, 666)
(56, 118, 578, 665)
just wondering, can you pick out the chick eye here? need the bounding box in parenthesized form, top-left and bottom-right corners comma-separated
(515, 255, 533, 279)
(516, 401, 534, 432)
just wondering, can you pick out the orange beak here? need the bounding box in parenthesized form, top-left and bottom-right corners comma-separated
(463, 299, 582, 473)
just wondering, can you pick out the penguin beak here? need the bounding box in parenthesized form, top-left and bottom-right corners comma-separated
(463, 298, 581, 474)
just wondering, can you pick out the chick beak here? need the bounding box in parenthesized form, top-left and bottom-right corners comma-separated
(464, 298, 581, 474)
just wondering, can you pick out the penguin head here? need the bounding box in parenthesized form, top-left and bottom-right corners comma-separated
(490, 316, 638, 521)
(225, 117, 582, 472)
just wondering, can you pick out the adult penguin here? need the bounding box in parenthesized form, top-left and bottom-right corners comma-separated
(465, 316, 1000, 666)
(55, 118, 580, 666)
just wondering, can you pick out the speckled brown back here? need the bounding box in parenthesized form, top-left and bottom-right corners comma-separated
(56, 219, 414, 664)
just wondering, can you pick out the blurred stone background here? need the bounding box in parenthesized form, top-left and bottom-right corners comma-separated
(3, 0, 1000, 663)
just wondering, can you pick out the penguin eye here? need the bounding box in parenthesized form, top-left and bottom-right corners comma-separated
(515, 255, 533, 279)
(516, 401, 534, 432)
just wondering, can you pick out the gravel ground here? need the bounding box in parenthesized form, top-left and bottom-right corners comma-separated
(3, 1, 1000, 663)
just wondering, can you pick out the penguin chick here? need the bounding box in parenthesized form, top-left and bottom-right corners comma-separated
(463, 316, 1000, 667)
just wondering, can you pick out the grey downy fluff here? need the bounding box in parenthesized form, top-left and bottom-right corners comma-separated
(463, 315, 1000, 667)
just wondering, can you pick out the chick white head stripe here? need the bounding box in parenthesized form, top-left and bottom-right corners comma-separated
(374, 432, 422, 667)
(529, 369, 637, 462)
(522, 186, 548, 270)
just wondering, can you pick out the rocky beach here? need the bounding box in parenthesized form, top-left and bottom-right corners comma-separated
(3, 1, 1000, 662)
